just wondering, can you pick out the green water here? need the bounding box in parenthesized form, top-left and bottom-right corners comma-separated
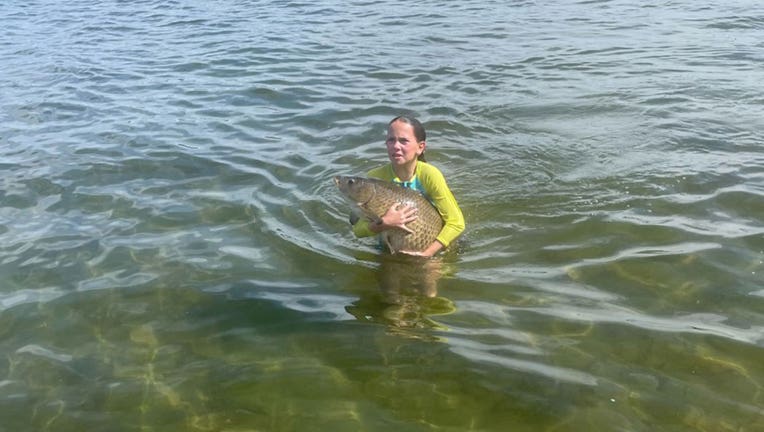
(2, 0, 764, 431)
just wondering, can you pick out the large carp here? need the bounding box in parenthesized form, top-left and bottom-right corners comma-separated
(334, 176, 443, 254)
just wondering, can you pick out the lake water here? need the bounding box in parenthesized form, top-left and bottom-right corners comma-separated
(2, 0, 763, 430)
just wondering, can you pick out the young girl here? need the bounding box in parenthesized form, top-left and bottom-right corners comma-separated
(352, 116, 465, 257)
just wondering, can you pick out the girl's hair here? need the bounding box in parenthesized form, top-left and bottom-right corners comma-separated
(389, 115, 427, 162)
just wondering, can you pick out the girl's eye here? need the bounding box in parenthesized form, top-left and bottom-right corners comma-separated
(386, 137, 410, 145)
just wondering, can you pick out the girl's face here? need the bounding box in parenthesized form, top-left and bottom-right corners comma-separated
(385, 120, 425, 167)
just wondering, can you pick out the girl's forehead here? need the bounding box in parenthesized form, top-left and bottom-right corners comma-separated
(387, 121, 415, 134)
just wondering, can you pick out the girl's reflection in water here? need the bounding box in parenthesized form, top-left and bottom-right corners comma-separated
(345, 254, 456, 332)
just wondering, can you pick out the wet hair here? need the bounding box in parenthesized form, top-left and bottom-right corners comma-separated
(389, 115, 427, 162)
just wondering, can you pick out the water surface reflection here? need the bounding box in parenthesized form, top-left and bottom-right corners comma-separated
(346, 254, 456, 332)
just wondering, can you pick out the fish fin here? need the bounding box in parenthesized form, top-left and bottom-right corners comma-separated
(383, 234, 396, 254)
(358, 204, 381, 224)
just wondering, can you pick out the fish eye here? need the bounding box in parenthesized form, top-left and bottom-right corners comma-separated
(348, 178, 355, 185)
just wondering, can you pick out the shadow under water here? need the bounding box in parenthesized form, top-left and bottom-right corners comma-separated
(345, 254, 457, 333)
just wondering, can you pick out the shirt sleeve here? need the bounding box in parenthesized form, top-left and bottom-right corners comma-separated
(420, 164, 465, 247)
(352, 218, 375, 238)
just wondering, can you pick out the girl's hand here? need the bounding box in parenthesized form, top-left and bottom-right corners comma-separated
(380, 203, 417, 234)
(399, 240, 444, 257)
(398, 249, 426, 257)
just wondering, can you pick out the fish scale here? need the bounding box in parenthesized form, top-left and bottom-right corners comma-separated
(334, 176, 443, 253)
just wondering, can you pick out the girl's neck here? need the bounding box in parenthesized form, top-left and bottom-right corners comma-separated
(392, 160, 417, 182)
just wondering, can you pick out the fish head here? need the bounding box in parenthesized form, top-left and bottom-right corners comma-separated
(334, 176, 375, 204)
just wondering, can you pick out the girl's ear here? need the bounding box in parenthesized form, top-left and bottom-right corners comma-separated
(418, 140, 426, 155)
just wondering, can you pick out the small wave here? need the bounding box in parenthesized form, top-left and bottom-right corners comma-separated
(77, 270, 158, 292)
(245, 287, 352, 322)
(16, 344, 73, 363)
(516, 304, 764, 346)
(449, 342, 598, 386)
(0, 287, 66, 312)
